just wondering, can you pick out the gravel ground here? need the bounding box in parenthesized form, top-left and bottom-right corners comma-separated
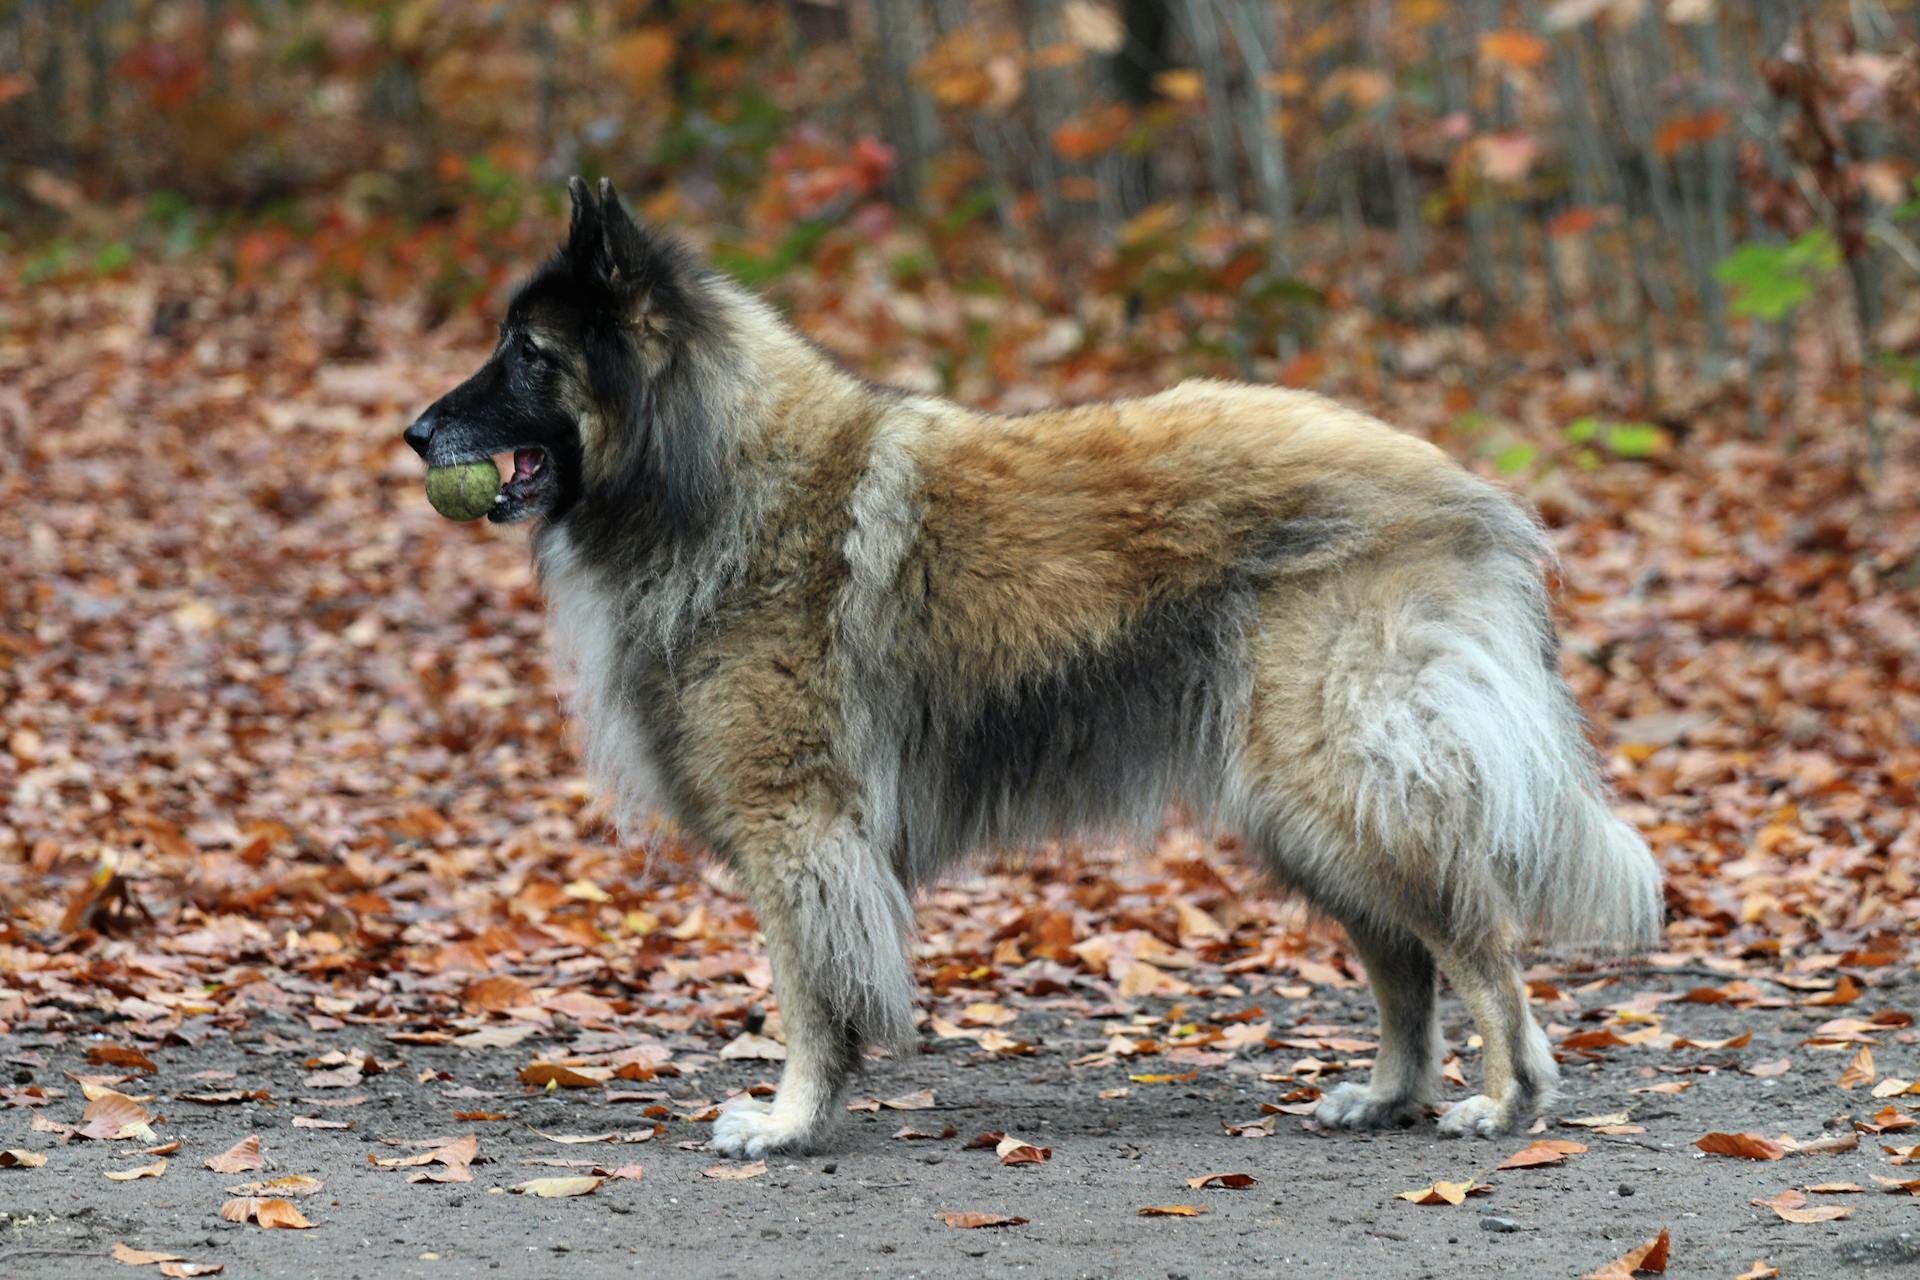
(3, 972, 1917, 1279)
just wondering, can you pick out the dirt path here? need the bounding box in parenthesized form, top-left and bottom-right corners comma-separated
(4, 972, 1917, 1279)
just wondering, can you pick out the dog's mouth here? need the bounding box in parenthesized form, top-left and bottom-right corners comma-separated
(487, 447, 556, 523)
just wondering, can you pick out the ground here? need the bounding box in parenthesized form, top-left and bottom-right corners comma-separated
(3, 248, 1918, 1280)
(4, 966, 1916, 1279)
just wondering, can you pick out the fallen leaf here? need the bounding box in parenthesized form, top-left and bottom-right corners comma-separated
(1185, 1172, 1258, 1189)
(1695, 1132, 1786, 1160)
(701, 1160, 767, 1180)
(1838, 1045, 1876, 1089)
(205, 1135, 265, 1173)
(111, 1243, 183, 1264)
(225, 1175, 323, 1196)
(1499, 1139, 1588, 1169)
(1806, 1181, 1863, 1193)
(1137, 1204, 1207, 1216)
(1562, 1111, 1632, 1128)
(291, 1116, 351, 1130)
(717, 1033, 787, 1061)
(220, 1197, 314, 1229)
(87, 1046, 159, 1075)
(1583, 1226, 1670, 1277)
(1750, 1188, 1853, 1222)
(1733, 1265, 1779, 1280)
(941, 1212, 1027, 1229)
(0, 1149, 47, 1168)
(517, 1063, 607, 1089)
(158, 1265, 223, 1278)
(511, 1176, 604, 1198)
(1745, 1058, 1792, 1078)
(77, 1091, 155, 1142)
(1396, 1179, 1491, 1205)
(104, 1158, 167, 1181)
(994, 1134, 1051, 1166)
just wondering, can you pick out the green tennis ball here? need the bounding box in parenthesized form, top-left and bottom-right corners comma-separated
(424, 461, 501, 522)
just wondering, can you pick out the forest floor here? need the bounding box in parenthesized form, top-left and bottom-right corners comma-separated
(2, 239, 1918, 1280)
(4, 971, 1919, 1279)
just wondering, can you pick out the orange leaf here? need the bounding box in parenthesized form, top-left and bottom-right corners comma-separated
(942, 1211, 1027, 1229)
(112, 1243, 184, 1264)
(205, 1135, 265, 1174)
(1584, 1227, 1670, 1277)
(1498, 1139, 1588, 1169)
(1138, 1204, 1208, 1216)
(1185, 1172, 1258, 1189)
(1695, 1132, 1786, 1160)
(1478, 29, 1550, 71)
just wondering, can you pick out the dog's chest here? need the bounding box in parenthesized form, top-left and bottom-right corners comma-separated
(538, 533, 672, 834)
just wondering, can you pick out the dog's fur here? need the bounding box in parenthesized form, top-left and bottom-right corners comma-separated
(405, 179, 1664, 1157)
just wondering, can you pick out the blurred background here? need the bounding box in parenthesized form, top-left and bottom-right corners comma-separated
(3, 4, 1919, 1052)
(3, 0, 1918, 450)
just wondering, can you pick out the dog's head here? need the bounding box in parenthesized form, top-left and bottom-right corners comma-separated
(404, 177, 721, 530)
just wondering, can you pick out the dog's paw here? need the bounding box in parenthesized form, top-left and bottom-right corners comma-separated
(1313, 1082, 1427, 1131)
(710, 1098, 817, 1159)
(1435, 1093, 1524, 1138)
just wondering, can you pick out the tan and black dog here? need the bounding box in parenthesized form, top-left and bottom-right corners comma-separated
(403, 178, 1663, 1158)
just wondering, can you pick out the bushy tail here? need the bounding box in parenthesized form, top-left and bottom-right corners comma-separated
(1532, 788, 1663, 951)
(1334, 500, 1664, 952)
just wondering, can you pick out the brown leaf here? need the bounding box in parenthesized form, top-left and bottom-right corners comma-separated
(1695, 1132, 1786, 1160)
(204, 1135, 264, 1173)
(111, 1242, 184, 1264)
(1137, 1204, 1207, 1217)
(1498, 1139, 1588, 1169)
(1750, 1188, 1853, 1223)
(701, 1160, 767, 1180)
(77, 1091, 154, 1142)
(1185, 1172, 1258, 1189)
(0, 1149, 47, 1168)
(1396, 1179, 1492, 1205)
(518, 1063, 607, 1089)
(104, 1158, 167, 1181)
(941, 1212, 1027, 1229)
(511, 1176, 604, 1198)
(1837, 1045, 1875, 1089)
(220, 1197, 314, 1229)
(225, 1175, 323, 1196)
(87, 1046, 159, 1075)
(994, 1134, 1052, 1166)
(1583, 1227, 1670, 1278)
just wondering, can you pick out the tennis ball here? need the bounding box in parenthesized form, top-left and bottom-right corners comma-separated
(424, 461, 500, 522)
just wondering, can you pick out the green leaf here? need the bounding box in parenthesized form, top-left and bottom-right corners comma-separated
(93, 242, 134, 275)
(1563, 416, 1599, 444)
(1494, 444, 1536, 474)
(1604, 422, 1665, 457)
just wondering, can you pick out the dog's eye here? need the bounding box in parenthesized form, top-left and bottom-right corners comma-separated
(518, 334, 543, 363)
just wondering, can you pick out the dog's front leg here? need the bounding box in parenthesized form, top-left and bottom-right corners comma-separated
(711, 819, 915, 1159)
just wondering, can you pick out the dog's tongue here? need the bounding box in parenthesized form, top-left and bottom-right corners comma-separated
(512, 449, 541, 481)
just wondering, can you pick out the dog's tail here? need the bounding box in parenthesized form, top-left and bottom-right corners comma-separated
(1334, 494, 1663, 953)
(1530, 784, 1664, 951)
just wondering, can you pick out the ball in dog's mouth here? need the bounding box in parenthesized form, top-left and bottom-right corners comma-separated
(423, 459, 502, 522)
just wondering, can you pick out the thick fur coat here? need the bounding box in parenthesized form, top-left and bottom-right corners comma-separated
(405, 180, 1664, 1157)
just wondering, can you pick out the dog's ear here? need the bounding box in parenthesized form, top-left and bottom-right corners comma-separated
(566, 176, 603, 269)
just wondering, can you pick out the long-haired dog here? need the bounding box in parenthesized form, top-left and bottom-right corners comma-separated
(403, 178, 1663, 1157)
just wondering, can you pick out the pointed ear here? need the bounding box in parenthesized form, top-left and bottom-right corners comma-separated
(566, 176, 603, 266)
(594, 178, 650, 291)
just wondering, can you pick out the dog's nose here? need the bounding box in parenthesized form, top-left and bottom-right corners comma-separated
(403, 413, 437, 457)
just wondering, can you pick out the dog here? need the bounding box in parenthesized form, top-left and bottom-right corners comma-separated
(403, 177, 1663, 1158)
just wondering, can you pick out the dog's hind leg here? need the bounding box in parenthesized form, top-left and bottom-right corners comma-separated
(711, 817, 916, 1159)
(1430, 936, 1557, 1137)
(1314, 919, 1441, 1130)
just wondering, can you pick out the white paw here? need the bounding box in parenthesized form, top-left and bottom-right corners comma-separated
(1314, 1082, 1426, 1131)
(710, 1098, 813, 1159)
(1435, 1093, 1519, 1138)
